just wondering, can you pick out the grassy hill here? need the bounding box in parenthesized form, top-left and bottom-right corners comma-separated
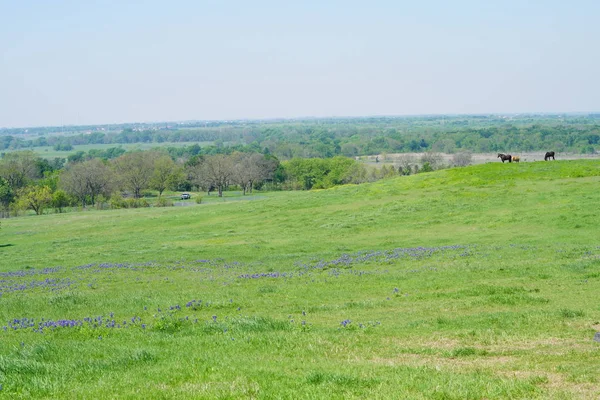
(1, 160, 599, 398)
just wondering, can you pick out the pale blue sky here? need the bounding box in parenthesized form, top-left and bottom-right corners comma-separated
(1, 0, 598, 127)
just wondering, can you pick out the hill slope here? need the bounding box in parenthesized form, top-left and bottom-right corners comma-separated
(0, 160, 599, 398)
(2, 160, 599, 270)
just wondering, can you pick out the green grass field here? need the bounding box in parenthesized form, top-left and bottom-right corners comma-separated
(1, 160, 600, 398)
(5, 142, 213, 159)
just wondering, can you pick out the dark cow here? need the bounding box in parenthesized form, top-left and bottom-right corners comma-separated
(544, 151, 555, 161)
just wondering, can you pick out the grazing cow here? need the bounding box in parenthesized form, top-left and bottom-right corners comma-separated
(544, 151, 555, 161)
(512, 156, 520, 163)
(497, 153, 512, 163)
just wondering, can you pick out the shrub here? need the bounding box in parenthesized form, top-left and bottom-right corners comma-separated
(52, 190, 71, 213)
(452, 151, 472, 167)
(110, 194, 127, 209)
(420, 151, 445, 170)
(156, 197, 173, 207)
(125, 198, 150, 208)
(420, 162, 433, 173)
(195, 196, 203, 204)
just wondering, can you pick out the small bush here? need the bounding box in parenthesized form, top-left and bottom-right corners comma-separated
(125, 198, 150, 208)
(155, 197, 173, 207)
(420, 162, 434, 173)
(110, 195, 150, 209)
(195, 196, 203, 204)
(560, 308, 585, 318)
(452, 151, 473, 167)
(94, 195, 109, 210)
(110, 194, 127, 209)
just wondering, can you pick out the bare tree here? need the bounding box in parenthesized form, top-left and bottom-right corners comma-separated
(420, 151, 445, 170)
(197, 154, 233, 197)
(452, 151, 472, 167)
(112, 152, 158, 198)
(231, 152, 254, 195)
(231, 153, 279, 194)
(60, 159, 113, 207)
(397, 154, 416, 175)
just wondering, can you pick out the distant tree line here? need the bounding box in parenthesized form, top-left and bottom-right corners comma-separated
(2, 115, 599, 156)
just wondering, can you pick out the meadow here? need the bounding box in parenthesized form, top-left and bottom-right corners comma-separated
(1, 160, 600, 399)
(5, 142, 213, 159)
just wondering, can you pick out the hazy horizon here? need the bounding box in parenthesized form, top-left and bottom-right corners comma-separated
(2, 1, 599, 128)
(3, 111, 600, 131)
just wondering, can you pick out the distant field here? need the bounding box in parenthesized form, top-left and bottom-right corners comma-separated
(1, 160, 600, 398)
(3, 141, 213, 159)
(362, 152, 600, 166)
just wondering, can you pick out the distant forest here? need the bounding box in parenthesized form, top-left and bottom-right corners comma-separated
(1, 114, 599, 158)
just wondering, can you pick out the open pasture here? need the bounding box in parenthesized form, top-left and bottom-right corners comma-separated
(1, 160, 600, 398)
(4, 142, 213, 159)
(362, 152, 600, 166)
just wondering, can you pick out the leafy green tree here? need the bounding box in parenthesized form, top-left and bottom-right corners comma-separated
(283, 157, 360, 190)
(0, 177, 14, 217)
(318, 157, 356, 188)
(150, 155, 180, 198)
(67, 151, 87, 163)
(0, 151, 39, 189)
(52, 190, 71, 213)
(16, 185, 52, 215)
(39, 171, 60, 191)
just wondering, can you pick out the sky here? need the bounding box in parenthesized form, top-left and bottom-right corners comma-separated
(1, 0, 599, 127)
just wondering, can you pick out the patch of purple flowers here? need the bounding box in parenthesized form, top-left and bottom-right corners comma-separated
(0, 277, 76, 297)
(298, 245, 469, 271)
(4, 314, 144, 334)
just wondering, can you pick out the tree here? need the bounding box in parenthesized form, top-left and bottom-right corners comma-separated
(397, 155, 416, 176)
(112, 152, 157, 198)
(149, 155, 180, 198)
(16, 185, 53, 215)
(60, 159, 113, 207)
(0, 177, 14, 217)
(452, 151, 472, 167)
(39, 170, 60, 191)
(52, 190, 71, 213)
(252, 154, 280, 191)
(230, 152, 276, 195)
(420, 152, 445, 170)
(0, 151, 39, 189)
(195, 154, 233, 197)
(231, 152, 254, 195)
